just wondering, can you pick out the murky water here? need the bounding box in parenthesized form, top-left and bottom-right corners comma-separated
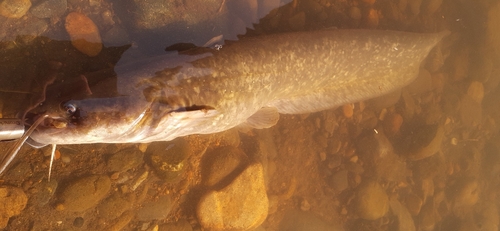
(0, 0, 499, 230)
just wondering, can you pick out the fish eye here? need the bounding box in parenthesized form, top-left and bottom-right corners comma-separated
(63, 103, 77, 115)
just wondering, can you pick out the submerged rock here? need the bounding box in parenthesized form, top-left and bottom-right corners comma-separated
(137, 195, 173, 221)
(354, 180, 389, 220)
(197, 163, 268, 231)
(0, 186, 28, 229)
(59, 175, 111, 212)
(65, 12, 103, 57)
(0, 0, 31, 18)
(147, 138, 189, 182)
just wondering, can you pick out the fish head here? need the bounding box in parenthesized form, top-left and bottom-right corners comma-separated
(27, 94, 221, 146)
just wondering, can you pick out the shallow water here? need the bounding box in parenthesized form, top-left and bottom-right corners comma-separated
(0, 0, 499, 230)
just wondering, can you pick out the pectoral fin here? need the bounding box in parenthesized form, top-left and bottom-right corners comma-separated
(244, 107, 280, 129)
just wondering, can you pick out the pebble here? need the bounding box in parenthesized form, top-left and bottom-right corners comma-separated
(0, 0, 31, 18)
(147, 138, 188, 182)
(354, 180, 389, 220)
(30, 0, 67, 18)
(342, 104, 354, 118)
(65, 12, 103, 57)
(60, 175, 111, 212)
(137, 195, 173, 221)
(106, 147, 144, 173)
(197, 163, 268, 231)
(0, 186, 28, 229)
(201, 146, 247, 187)
(364, 8, 379, 28)
(383, 113, 403, 136)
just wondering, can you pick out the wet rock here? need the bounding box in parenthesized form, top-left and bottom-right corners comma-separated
(60, 175, 111, 212)
(0, 0, 31, 18)
(201, 146, 248, 187)
(354, 180, 389, 220)
(158, 219, 193, 231)
(97, 192, 134, 220)
(279, 209, 343, 231)
(65, 12, 103, 57)
(107, 147, 144, 173)
(29, 179, 58, 207)
(0, 186, 28, 229)
(30, 0, 67, 18)
(197, 163, 268, 231)
(137, 195, 173, 221)
(147, 138, 189, 182)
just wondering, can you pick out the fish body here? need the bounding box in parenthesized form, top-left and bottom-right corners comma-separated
(29, 29, 448, 145)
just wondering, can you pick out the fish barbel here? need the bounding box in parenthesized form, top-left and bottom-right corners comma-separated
(27, 29, 448, 145)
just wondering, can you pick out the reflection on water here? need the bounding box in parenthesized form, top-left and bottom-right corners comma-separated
(0, 0, 499, 230)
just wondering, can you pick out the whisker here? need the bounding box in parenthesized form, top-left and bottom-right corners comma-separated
(0, 114, 49, 175)
(48, 144, 56, 182)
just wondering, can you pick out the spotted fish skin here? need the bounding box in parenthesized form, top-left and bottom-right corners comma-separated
(29, 29, 448, 145)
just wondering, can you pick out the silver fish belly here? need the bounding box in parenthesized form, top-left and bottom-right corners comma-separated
(29, 29, 448, 145)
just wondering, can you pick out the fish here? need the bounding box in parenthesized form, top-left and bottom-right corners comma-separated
(0, 29, 449, 174)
